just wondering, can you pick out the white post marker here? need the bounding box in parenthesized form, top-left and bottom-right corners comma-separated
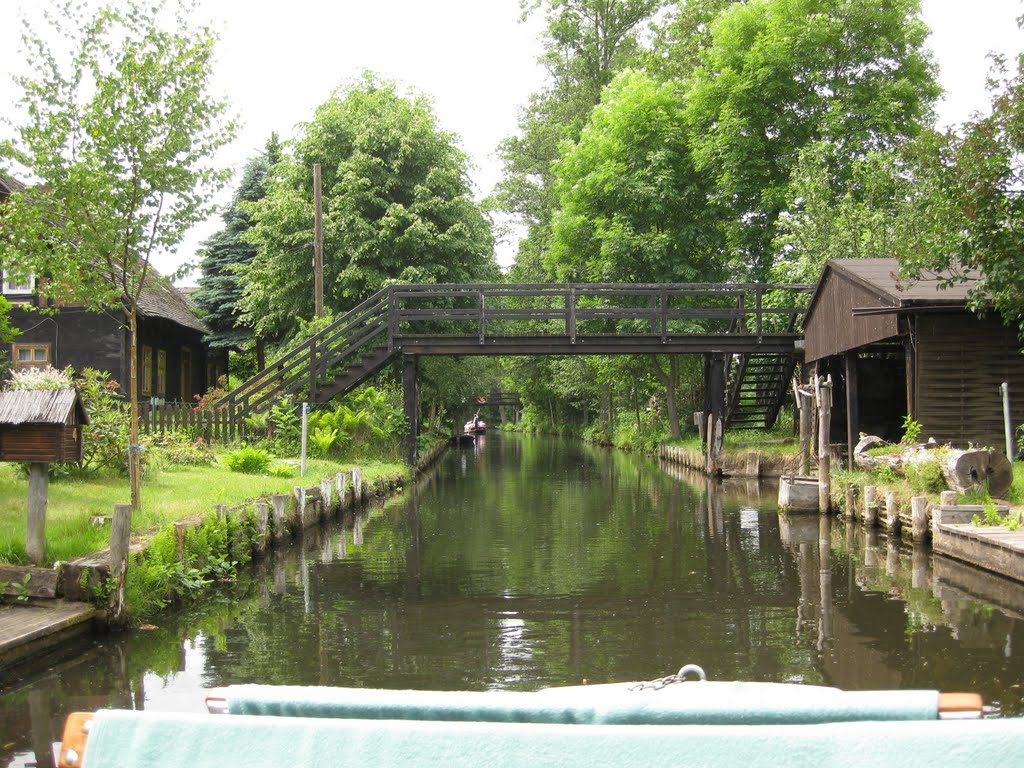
(300, 401, 309, 476)
(1001, 383, 1014, 460)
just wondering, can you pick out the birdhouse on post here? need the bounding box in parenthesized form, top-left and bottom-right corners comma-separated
(0, 389, 88, 564)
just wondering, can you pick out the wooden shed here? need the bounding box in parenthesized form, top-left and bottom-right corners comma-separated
(802, 258, 1024, 459)
(0, 389, 88, 463)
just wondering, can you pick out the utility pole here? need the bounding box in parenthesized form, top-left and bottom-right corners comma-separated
(313, 163, 324, 318)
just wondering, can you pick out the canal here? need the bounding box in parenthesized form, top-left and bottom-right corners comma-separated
(3, 432, 1024, 765)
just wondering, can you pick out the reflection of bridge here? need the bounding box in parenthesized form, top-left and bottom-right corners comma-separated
(473, 392, 522, 408)
(222, 282, 811, 462)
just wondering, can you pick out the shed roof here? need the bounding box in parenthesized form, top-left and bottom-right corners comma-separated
(0, 389, 88, 426)
(804, 258, 977, 324)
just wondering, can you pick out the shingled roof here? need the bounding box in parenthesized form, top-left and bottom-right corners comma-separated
(0, 389, 88, 426)
(136, 271, 207, 334)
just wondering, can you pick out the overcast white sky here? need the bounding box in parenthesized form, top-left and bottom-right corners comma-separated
(1, 0, 1022, 280)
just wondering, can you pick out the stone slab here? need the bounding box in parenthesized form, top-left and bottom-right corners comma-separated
(0, 598, 96, 668)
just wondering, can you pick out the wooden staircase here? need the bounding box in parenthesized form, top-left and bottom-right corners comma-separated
(725, 351, 797, 431)
(223, 288, 395, 422)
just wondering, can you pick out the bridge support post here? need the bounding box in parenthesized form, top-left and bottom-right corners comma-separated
(705, 351, 726, 475)
(403, 353, 419, 467)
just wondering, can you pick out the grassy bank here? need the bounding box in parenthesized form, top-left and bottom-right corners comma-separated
(0, 456, 407, 566)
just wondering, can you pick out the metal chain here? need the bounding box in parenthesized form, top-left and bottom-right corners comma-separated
(628, 664, 707, 691)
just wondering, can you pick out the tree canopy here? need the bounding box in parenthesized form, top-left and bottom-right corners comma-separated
(240, 73, 497, 341)
(685, 0, 939, 280)
(0, 0, 236, 507)
(193, 135, 281, 357)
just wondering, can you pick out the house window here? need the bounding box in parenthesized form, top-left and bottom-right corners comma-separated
(13, 343, 50, 370)
(2, 271, 34, 295)
(156, 350, 167, 398)
(141, 346, 153, 396)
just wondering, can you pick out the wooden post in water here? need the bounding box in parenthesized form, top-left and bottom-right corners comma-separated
(108, 503, 132, 629)
(336, 472, 348, 511)
(271, 493, 288, 541)
(940, 490, 957, 506)
(26, 462, 48, 565)
(320, 477, 333, 516)
(911, 496, 929, 542)
(403, 354, 419, 467)
(863, 485, 877, 527)
(844, 351, 859, 471)
(254, 501, 270, 555)
(793, 380, 814, 476)
(816, 375, 832, 514)
(885, 492, 900, 534)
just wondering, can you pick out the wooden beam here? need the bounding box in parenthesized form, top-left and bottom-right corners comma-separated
(845, 350, 859, 471)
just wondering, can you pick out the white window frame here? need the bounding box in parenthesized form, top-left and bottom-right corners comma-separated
(2, 271, 34, 294)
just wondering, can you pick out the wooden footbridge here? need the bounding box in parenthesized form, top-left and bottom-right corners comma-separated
(221, 283, 811, 462)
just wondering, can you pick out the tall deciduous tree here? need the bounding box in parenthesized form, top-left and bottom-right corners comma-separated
(495, 0, 665, 281)
(547, 70, 727, 437)
(686, 0, 938, 280)
(193, 135, 281, 374)
(896, 43, 1024, 336)
(241, 73, 496, 342)
(0, 0, 236, 509)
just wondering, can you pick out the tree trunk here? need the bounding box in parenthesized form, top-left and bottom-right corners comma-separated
(941, 449, 1013, 498)
(653, 356, 681, 440)
(128, 304, 141, 511)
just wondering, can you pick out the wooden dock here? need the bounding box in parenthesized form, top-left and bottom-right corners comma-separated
(0, 598, 96, 669)
(933, 521, 1024, 584)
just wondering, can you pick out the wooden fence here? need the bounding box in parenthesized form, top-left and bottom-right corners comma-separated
(138, 401, 238, 443)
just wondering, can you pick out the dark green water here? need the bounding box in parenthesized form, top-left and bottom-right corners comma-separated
(3, 433, 1024, 766)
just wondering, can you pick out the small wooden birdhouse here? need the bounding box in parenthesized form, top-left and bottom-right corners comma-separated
(0, 389, 88, 463)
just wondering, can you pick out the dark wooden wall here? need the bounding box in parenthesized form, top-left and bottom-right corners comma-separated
(10, 306, 125, 383)
(914, 313, 1024, 449)
(804, 270, 898, 362)
(9, 307, 221, 402)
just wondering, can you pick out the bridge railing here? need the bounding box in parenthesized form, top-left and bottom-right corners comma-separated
(391, 283, 812, 342)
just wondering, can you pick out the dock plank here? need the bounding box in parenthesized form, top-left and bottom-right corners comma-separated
(0, 599, 96, 665)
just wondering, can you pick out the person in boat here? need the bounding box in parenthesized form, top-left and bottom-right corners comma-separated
(472, 413, 480, 430)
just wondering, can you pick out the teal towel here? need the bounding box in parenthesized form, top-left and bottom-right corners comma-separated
(80, 709, 1024, 768)
(220, 682, 940, 725)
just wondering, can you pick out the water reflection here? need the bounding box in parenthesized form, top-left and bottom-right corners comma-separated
(3, 434, 1024, 767)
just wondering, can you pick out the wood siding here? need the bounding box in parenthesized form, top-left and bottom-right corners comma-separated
(0, 424, 81, 462)
(914, 314, 1024, 449)
(804, 270, 899, 362)
(10, 307, 124, 381)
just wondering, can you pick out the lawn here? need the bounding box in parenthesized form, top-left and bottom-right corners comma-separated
(0, 456, 407, 565)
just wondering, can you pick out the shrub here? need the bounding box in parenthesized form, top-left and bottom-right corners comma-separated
(905, 458, 945, 494)
(310, 426, 340, 457)
(75, 368, 130, 474)
(147, 432, 215, 467)
(8, 365, 73, 390)
(222, 446, 272, 474)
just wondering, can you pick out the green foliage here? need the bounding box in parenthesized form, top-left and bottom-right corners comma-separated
(268, 396, 300, 452)
(905, 458, 944, 494)
(125, 513, 238, 620)
(241, 72, 497, 340)
(310, 426, 340, 457)
(222, 447, 272, 474)
(685, 0, 939, 279)
(548, 70, 724, 284)
(75, 368, 130, 474)
(147, 432, 215, 467)
(0, 573, 32, 603)
(895, 40, 1024, 338)
(901, 416, 923, 445)
(870, 463, 899, 485)
(983, 501, 1003, 527)
(193, 135, 281, 353)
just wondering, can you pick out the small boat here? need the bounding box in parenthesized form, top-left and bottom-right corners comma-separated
(58, 665, 1024, 768)
(463, 417, 486, 434)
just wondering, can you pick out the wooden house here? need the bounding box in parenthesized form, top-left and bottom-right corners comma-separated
(0, 389, 88, 463)
(1, 175, 228, 402)
(802, 258, 1024, 458)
